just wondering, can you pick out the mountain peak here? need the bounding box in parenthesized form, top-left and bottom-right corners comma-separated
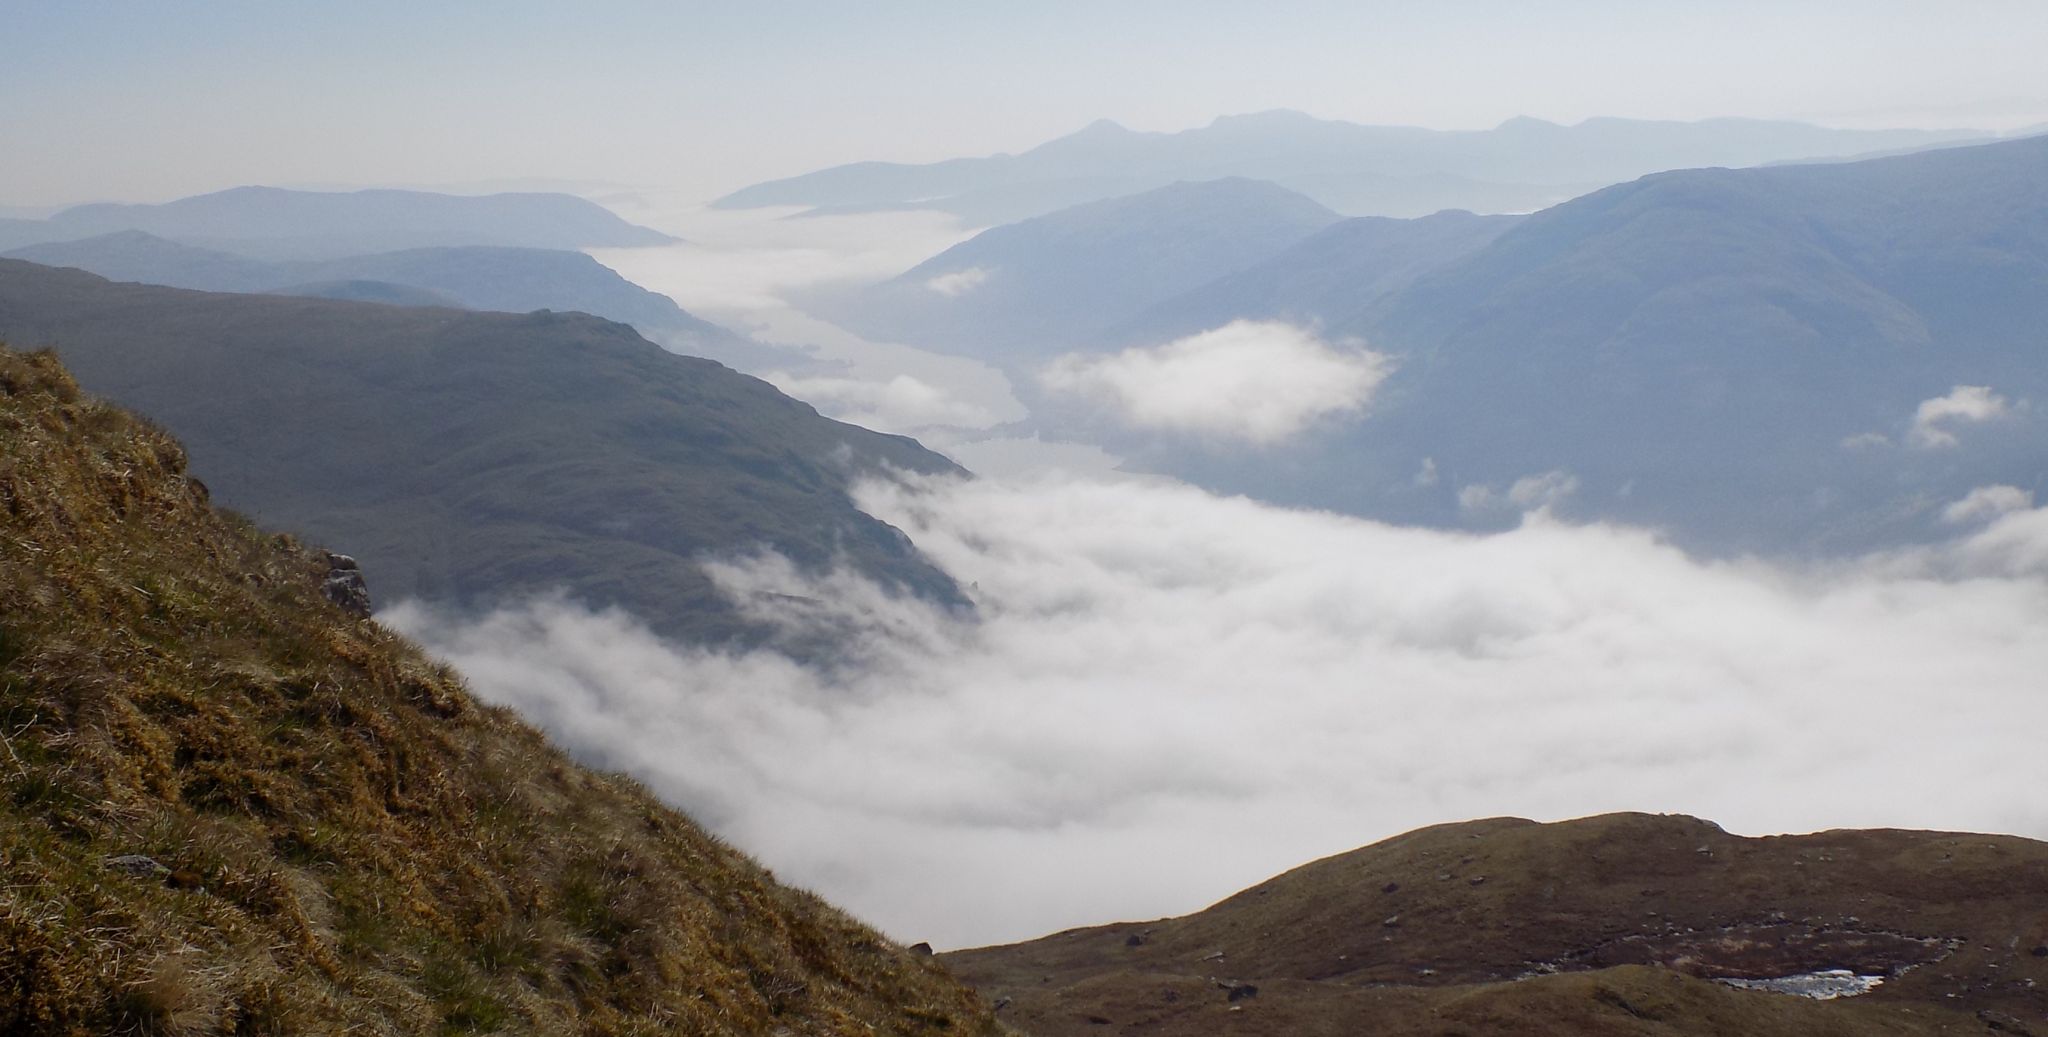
(1494, 114, 1565, 132)
(1210, 108, 1322, 128)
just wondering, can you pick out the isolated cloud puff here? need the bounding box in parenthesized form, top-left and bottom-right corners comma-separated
(1458, 469, 1578, 514)
(387, 471, 2048, 952)
(1507, 470, 1579, 509)
(1910, 385, 2009, 448)
(924, 266, 990, 297)
(1040, 321, 1390, 444)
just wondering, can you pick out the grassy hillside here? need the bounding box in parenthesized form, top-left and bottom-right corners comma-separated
(945, 813, 2048, 1036)
(0, 261, 964, 646)
(0, 347, 999, 1035)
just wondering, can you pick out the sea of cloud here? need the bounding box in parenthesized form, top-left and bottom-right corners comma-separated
(386, 468, 2048, 951)
(586, 201, 1027, 437)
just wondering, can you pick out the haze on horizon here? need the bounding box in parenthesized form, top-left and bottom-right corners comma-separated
(5, 0, 2048, 207)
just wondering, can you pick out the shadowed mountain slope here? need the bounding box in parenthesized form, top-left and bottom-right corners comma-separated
(1112, 208, 1523, 345)
(817, 178, 1343, 362)
(0, 347, 999, 1035)
(0, 186, 676, 259)
(2, 231, 750, 359)
(1104, 134, 2048, 554)
(945, 813, 2048, 1037)
(0, 260, 964, 645)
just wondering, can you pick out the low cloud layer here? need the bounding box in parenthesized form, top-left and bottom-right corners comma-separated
(1041, 321, 1390, 444)
(387, 474, 2048, 951)
(766, 372, 1002, 430)
(588, 201, 1027, 438)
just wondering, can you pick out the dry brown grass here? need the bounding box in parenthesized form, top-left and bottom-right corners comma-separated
(945, 812, 2048, 1036)
(0, 346, 1004, 1035)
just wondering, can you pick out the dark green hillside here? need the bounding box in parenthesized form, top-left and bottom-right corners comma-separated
(3, 233, 756, 361)
(0, 261, 964, 645)
(947, 813, 2048, 1037)
(0, 347, 998, 1035)
(265, 279, 465, 307)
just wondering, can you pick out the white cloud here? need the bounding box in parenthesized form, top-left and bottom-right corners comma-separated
(1943, 484, 2034, 525)
(1040, 321, 1391, 444)
(591, 204, 977, 317)
(588, 201, 1027, 432)
(767, 372, 999, 431)
(1909, 385, 2009, 449)
(922, 433, 1128, 481)
(924, 266, 990, 297)
(1841, 431, 1891, 449)
(387, 471, 2048, 953)
(1457, 469, 1578, 514)
(1507, 469, 1579, 510)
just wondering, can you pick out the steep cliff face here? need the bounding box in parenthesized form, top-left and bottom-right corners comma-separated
(0, 346, 998, 1035)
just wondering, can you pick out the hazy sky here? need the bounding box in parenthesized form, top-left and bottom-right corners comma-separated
(6, 0, 2047, 206)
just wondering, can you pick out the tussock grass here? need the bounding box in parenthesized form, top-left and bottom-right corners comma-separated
(0, 346, 1002, 1035)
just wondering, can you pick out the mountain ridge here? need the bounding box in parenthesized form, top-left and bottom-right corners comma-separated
(716, 111, 1986, 222)
(0, 259, 966, 646)
(1088, 133, 2048, 554)
(812, 178, 1344, 362)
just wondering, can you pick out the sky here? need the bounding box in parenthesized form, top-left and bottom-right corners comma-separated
(6, 1, 2048, 206)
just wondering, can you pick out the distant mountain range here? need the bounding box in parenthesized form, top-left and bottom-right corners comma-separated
(1, 230, 775, 364)
(718, 110, 1989, 223)
(985, 135, 2048, 554)
(0, 260, 962, 646)
(811, 178, 1345, 363)
(0, 185, 675, 259)
(946, 813, 2048, 1037)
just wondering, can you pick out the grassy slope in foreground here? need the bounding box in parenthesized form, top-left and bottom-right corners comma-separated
(945, 813, 2048, 1036)
(0, 347, 997, 1035)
